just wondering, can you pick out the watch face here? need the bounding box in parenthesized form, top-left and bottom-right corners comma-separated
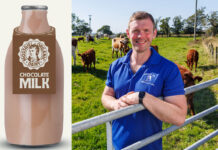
(139, 91, 145, 98)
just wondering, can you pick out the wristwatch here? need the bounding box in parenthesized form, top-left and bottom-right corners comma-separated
(139, 91, 146, 104)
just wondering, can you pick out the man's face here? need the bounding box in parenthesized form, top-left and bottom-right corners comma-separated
(126, 19, 157, 53)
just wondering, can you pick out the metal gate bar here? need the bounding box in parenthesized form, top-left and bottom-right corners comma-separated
(122, 105, 218, 150)
(106, 122, 114, 150)
(185, 78, 218, 94)
(184, 129, 218, 150)
(72, 103, 146, 134)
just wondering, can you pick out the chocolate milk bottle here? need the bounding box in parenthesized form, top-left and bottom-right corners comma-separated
(5, 5, 63, 146)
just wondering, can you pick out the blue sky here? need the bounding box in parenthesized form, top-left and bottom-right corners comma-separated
(72, 0, 218, 33)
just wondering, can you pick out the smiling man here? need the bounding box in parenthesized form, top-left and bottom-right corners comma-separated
(101, 11, 187, 150)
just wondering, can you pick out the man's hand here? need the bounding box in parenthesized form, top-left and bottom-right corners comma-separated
(113, 92, 139, 110)
(112, 99, 129, 110)
(102, 86, 187, 126)
(102, 86, 134, 111)
(120, 92, 140, 105)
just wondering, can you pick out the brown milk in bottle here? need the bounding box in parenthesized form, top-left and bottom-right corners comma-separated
(5, 5, 63, 146)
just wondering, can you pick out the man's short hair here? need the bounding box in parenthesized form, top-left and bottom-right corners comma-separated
(128, 11, 155, 30)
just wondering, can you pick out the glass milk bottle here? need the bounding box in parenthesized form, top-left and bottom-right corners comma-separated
(5, 5, 64, 146)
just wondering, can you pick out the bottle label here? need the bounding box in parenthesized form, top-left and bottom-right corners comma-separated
(13, 27, 56, 94)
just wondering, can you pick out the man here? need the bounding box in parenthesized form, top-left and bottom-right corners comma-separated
(101, 11, 187, 150)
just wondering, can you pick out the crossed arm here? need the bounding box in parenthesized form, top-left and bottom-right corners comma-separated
(101, 86, 187, 126)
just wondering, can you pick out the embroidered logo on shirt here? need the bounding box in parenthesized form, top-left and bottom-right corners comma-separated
(141, 73, 159, 86)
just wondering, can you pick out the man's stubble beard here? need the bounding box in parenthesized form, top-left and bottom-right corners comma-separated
(132, 43, 150, 54)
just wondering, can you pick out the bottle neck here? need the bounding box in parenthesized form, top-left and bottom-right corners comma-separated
(18, 10, 50, 34)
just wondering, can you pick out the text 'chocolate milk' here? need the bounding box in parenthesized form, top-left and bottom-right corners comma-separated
(5, 5, 64, 146)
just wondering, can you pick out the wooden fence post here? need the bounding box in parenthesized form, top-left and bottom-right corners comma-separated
(210, 43, 214, 60)
(216, 47, 218, 65)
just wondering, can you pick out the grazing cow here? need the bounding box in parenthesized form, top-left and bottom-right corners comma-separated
(96, 34, 101, 40)
(123, 45, 131, 55)
(78, 48, 96, 72)
(120, 34, 125, 38)
(72, 38, 79, 66)
(109, 34, 116, 39)
(112, 37, 129, 58)
(177, 64, 203, 115)
(185, 49, 199, 72)
(151, 45, 159, 53)
(86, 35, 95, 42)
(104, 34, 109, 38)
(78, 37, 84, 42)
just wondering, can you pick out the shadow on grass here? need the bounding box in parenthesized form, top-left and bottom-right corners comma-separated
(198, 65, 218, 71)
(193, 87, 217, 126)
(72, 65, 107, 80)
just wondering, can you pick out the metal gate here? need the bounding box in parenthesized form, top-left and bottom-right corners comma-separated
(72, 78, 218, 150)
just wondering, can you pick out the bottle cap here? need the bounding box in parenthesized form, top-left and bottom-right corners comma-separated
(21, 5, 48, 10)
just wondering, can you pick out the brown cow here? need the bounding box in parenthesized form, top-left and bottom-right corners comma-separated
(78, 48, 96, 72)
(120, 34, 125, 38)
(86, 35, 95, 42)
(123, 45, 130, 55)
(185, 49, 199, 72)
(72, 38, 78, 66)
(72, 38, 78, 47)
(177, 64, 202, 115)
(151, 45, 159, 53)
(78, 37, 84, 42)
(112, 37, 129, 58)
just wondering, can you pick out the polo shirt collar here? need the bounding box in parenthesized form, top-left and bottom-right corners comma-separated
(122, 47, 161, 66)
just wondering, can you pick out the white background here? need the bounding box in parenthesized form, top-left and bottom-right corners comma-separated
(0, 0, 72, 150)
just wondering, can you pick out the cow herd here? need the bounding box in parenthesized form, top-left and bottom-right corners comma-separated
(72, 36, 202, 115)
(72, 35, 130, 72)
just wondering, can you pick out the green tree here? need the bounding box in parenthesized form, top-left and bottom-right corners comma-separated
(97, 25, 113, 35)
(184, 7, 207, 34)
(155, 17, 161, 37)
(183, 19, 194, 34)
(207, 11, 218, 36)
(171, 16, 184, 36)
(155, 17, 161, 30)
(72, 13, 92, 35)
(159, 17, 171, 37)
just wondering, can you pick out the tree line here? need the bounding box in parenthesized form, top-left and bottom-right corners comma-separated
(72, 7, 218, 37)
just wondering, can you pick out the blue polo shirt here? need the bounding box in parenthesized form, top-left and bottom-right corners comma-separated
(106, 47, 184, 150)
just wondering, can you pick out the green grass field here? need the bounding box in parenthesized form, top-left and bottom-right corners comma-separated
(72, 37, 218, 150)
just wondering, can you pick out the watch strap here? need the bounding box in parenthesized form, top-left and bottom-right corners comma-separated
(139, 91, 146, 104)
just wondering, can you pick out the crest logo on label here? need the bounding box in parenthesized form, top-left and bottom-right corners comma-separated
(18, 39, 50, 70)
